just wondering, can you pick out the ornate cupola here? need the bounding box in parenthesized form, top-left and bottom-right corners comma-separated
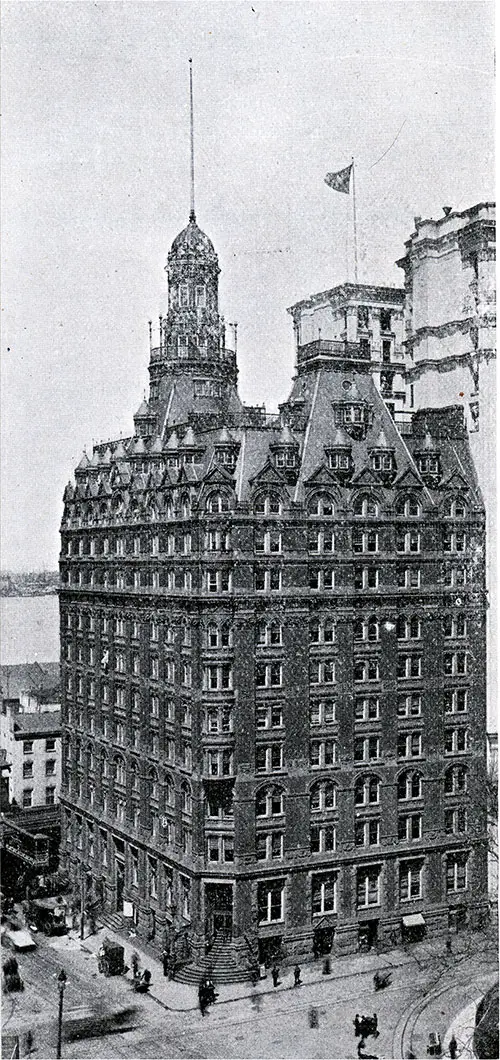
(325, 425, 353, 481)
(133, 398, 157, 438)
(369, 426, 397, 483)
(270, 425, 300, 483)
(333, 379, 374, 440)
(415, 431, 441, 484)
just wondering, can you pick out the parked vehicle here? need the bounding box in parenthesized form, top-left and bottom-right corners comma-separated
(62, 1005, 138, 1041)
(2, 955, 24, 992)
(28, 897, 67, 936)
(374, 970, 392, 991)
(1, 922, 36, 952)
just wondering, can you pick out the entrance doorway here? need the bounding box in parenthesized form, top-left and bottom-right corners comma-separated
(313, 926, 334, 956)
(358, 920, 378, 951)
(205, 883, 233, 942)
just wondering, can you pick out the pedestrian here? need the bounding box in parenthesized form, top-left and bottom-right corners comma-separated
(357, 1038, 366, 1058)
(446, 934, 453, 954)
(448, 1034, 458, 1059)
(354, 1015, 361, 1037)
(271, 963, 280, 987)
(372, 1013, 378, 1035)
(25, 1030, 33, 1056)
(97, 943, 106, 974)
(293, 964, 302, 986)
(131, 951, 140, 979)
(199, 981, 208, 1017)
(162, 949, 169, 977)
(312, 937, 320, 959)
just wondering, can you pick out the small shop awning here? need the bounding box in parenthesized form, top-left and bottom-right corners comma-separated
(402, 913, 425, 928)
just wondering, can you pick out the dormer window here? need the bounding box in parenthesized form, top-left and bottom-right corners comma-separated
(417, 454, 440, 479)
(371, 451, 395, 473)
(328, 452, 350, 470)
(275, 449, 296, 469)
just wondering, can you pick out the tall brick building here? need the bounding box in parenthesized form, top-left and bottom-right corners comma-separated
(59, 206, 488, 980)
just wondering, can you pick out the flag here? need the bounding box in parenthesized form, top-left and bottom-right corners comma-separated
(324, 164, 352, 194)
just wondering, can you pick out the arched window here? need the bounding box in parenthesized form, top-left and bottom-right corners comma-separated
(164, 774, 175, 807)
(308, 493, 335, 517)
(444, 765, 467, 795)
(397, 770, 422, 801)
(130, 760, 139, 791)
(101, 749, 108, 778)
(395, 495, 421, 517)
(254, 492, 282, 516)
(397, 615, 422, 640)
(354, 616, 378, 642)
(149, 768, 159, 801)
(257, 620, 282, 646)
(181, 494, 191, 518)
(181, 781, 192, 814)
(310, 780, 336, 812)
(353, 494, 378, 517)
(444, 497, 467, 519)
(206, 492, 230, 513)
(354, 774, 380, 806)
(256, 785, 284, 817)
(114, 755, 125, 786)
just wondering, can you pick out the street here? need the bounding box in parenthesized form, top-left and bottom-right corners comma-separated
(2, 924, 497, 1059)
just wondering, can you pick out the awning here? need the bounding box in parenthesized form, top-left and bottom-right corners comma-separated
(402, 913, 425, 928)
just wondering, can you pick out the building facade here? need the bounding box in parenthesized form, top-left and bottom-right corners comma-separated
(0, 692, 61, 810)
(60, 210, 488, 978)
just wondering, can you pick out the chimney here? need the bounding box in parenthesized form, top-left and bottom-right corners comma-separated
(442, 206, 452, 217)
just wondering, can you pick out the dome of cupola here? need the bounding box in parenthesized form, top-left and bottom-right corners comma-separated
(169, 217, 218, 263)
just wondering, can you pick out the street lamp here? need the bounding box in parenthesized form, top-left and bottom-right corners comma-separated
(56, 968, 67, 1060)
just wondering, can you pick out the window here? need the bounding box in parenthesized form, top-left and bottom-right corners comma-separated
(257, 880, 284, 923)
(396, 528, 421, 553)
(23, 741, 33, 755)
(380, 308, 392, 332)
(444, 652, 468, 676)
(328, 450, 351, 471)
(397, 693, 422, 718)
(256, 703, 283, 730)
(195, 284, 206, 308)
(22, 789, 33, 808)
(45, 759, 56, 776)
(444, 497, 467, 519)
(397, 615, 422, 640)
(206, 748, 234, 776)
(355, 696, 380, 721)
(311, 824, 336, 853)
(308, 493, 335, 517)
(444, 807, 467, 834)
(256, 662, 282, 688)
(446, 853, 468, 892)
(309, 568, 335, 590)
(443, 615, 467, 638)
(398, 814, 422, 841)
(354, 774, 380, 806)
(356, 867, 380, 908)
(205, 529, 231, 552)
(397, 567, 421, 589)
(309, 530, 335, 553)
(355, 818, 380, 847)
(443, 530, 466, 553)
(396, 495, 421, 517)
(256, 786, 284, 817)
(354, 567, 379, 589)
(354, 736, 380, 762)
(254, 493, 282, 516)
(309, 660, 336, 685)
(371, 451, 395, 474)
(255, 744, 283, 773)
(312, 873, 337, 915)
(354, 658, 380, 682)
(203, 664, 233, 690)
(310, 780, 336, 812)
(444, 689, 467, 714)
(310, 739, 336, 768)
(23, 762, 33, 779)
(257, 621, 282, 647)
(397, 655, 422, 679)
(255, 530, 282, 554)
(354, 615, 379, 642)
(353, 494, 378, 517)
(255, 568, 282, 592)
(45, 786, 56, 805)
(205, 569, 232, 593)
(357, 305, 369, 329)
(352, 529, 379, 553)
(444, 728, 468, 754)
(256, 832, 284, 861)
(309, 700, 336, 726)
(206, 492, 231, 514)
(397, 732, 422, 759)
(206, 835, 234, 862)
(399, 859, 423, 900)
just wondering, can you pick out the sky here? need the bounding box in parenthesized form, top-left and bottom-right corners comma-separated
(1, 0, 495, 571)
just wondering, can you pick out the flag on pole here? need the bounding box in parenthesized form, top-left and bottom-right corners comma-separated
(324, 163, 352, 194)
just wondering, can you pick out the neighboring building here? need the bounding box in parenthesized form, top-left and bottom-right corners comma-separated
(287, 284, 407, 423)
(486, 731, 498, 900)
(0, 694, 61, 809)
(0, 662, 60, 703)
(59, 204, 488, 978)
(397, 203, 496, 724)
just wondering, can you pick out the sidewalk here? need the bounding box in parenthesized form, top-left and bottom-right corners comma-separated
(443, 997, 481, 1059)
(67, 924, 417, 1013)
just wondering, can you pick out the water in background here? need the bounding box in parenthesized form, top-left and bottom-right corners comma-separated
(0, 595, 60, 665)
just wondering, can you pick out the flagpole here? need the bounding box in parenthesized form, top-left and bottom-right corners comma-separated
(351, 156, 359, 284)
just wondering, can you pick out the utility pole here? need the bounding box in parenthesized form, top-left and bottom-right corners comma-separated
(80, 866, 86, 941)
(56, 969, 67, 1059)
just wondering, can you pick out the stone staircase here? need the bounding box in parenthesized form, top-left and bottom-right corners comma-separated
(174, 936, 254, 984)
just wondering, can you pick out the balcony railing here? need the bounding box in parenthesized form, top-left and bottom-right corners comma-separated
(298, 339, 371, 363)
(150, 345, 236, 365)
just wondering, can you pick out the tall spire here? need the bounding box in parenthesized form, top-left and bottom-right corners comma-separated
(189, 58, 196, 222)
